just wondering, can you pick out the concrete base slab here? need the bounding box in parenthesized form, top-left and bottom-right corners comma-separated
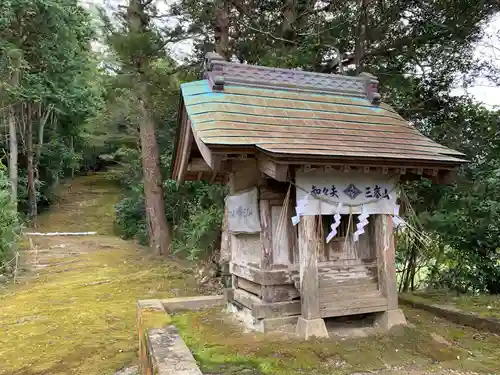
(400, 294, 500, 334)
(161, 295, 224, 313)
(148, 326, 202, 375)
(296, 317, 329, 340)
(113, 365, 138, 375)
(137, 299, 165, 312)
(374, 308, 407, 330)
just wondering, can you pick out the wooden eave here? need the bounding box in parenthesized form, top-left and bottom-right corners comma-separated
(173, 138, 464, 185)
(171, 100, 225, 184)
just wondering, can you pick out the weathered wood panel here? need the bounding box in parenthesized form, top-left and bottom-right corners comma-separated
(358, 222, 375, 260)
(228, 159, 263, 274)
(320, 299, 388, 318)
(261, 284, 300, 302)
(236, 277, 262, 297)
(319, 276, 378, 288)
(288, 197, 299, 265)
(230, 262, 293, 285)
(271, 205, 290, 267)
(257, 155, 289, 182)
(319, 284, 380, 301)
(260, 186, 287, 201)
(219, 205, 230, 264)
(229, 159, 262, 193)
(233, 288, 261, 310)
(260, 199, 273, 269)
(252, 300, 301, 319)
(231, 233, 262, 267)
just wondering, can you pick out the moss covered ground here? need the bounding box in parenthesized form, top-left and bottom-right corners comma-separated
(172, 307, 500, 375)
(0, 173, 198, 375)
(1, 173, 499, 375)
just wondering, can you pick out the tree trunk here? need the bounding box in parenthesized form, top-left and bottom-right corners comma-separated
(8, 56, 20, 211)
(354, 0, 368, 74)
(138, 94, 172, 255)
(35, 104, 52, 181)
(214, 0, 230, 59)
(402, 244, 417, 292)
(26, 105, 37, 225)
(128, 0, 172, 255)
(282, 0, 297, 41)
(427, 243, 445, 289)
(70, 136, 75, 178)
(8, 107, 18, 210)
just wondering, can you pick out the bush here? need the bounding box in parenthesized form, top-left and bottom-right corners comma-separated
(114, 185, 149, 244)
(0, 162, 20, 270)
(113, 152, 227, 260)
(167, 181, 226, 260)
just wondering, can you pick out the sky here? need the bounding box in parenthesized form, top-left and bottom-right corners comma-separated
(81, 0, 500, 109)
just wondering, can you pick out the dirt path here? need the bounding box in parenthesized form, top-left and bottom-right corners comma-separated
(0, 174, 198, 375)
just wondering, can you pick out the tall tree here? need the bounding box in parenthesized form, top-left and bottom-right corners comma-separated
(1, 0, 102, 219)
(7, 52, 20, 210)
(103, 0, 173, 255)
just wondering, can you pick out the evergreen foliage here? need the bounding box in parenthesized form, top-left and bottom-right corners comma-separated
(0, 161, 19, 268)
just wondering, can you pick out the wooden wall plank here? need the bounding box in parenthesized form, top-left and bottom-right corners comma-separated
(271, 205, 290, 267)
(262, 285, 300, 302)
(237, 277, 262, 297)
(260, 199, 273, 270)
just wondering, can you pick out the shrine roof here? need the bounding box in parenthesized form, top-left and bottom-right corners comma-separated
(180, 68, 465, 164)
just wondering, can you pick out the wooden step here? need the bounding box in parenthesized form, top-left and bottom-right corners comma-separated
(319, 275, 377, 288)
(320, 291, 382, 305)
(318, 265, 377, 274)
(320, 283, 380, 299)
(320, 297, 388, 318)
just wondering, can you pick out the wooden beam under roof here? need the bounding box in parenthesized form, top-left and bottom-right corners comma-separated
(257, 154, 289, 182)
(191, 121, 223, 172)
(187, 158, 212, 173)
(177, 115, 193, 185)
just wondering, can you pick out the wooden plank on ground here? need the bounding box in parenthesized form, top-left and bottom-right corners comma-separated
(25, 232, 97, 236)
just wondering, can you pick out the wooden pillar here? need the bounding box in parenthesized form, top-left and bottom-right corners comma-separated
(298, 215, 321, 319)
(220, 204, 231, 288)
(296, 214, 328, 339)
(260, 199, 273, 270)
(373, 214, 398, 310)
(220, 205, 230, 262)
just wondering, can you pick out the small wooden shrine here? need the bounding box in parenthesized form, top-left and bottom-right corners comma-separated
(170, 52, 466, 339)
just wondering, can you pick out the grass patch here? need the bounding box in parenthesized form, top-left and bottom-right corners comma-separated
(0, 173, 199, 375)
(172, 308, 500, 375)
